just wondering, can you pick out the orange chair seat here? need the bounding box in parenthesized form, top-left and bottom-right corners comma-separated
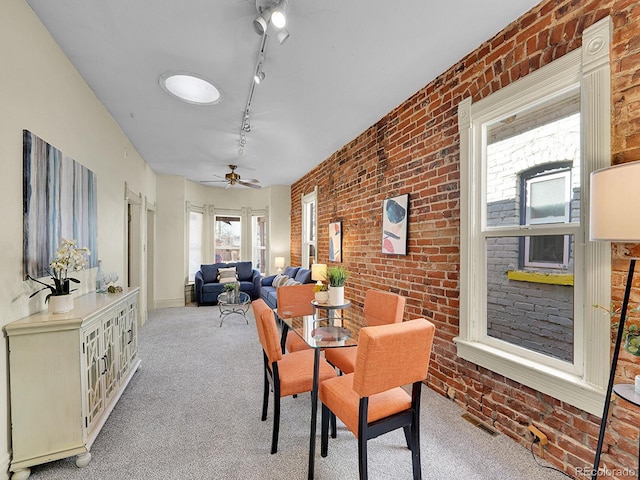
(277, 349, 336, 397)
(324, 346, 356, 374)
(285, 330, 311, 352)
(319, 373, 411, 438)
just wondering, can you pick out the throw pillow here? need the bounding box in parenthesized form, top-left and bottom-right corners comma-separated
(271, 274, 290, 288)
(283, 277, 301, 286)
(217, 267, 237, 284)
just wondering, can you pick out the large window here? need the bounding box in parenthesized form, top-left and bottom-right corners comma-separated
(252, 214, 267, 275)
(187, 209, 204, 282)
(302, 189, 317, 268)
(456, 17, 612, 416)
(214, 215, 241, 263)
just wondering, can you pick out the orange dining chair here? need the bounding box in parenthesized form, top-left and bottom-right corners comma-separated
(324, 289, 406, 374)
(251, 299, 336, 454)
(276, 283, 316, 353)
(319, 318, 435, 480)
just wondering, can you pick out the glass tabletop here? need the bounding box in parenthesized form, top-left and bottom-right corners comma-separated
(279, 313, 366, 349)
(217, 291, 250, 306)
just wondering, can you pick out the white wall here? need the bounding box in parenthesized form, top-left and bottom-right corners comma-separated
(0, 1, 156, 477)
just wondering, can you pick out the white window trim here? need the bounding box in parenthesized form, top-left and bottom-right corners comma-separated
(301, 187, 318, 269)
(186, 202, 205, 282)
(456, 17, 612, 416)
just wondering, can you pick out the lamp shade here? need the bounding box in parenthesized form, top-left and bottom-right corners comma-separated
(274, 256, 285, 269)
(590, 162, 640, 241)
(311, 263, 327, 282)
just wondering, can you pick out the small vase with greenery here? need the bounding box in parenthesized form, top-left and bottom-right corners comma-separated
(327, 266, 349, 306)
(27, 238, 91, 303)
(595, 303, 640, 356)
(327, 266, 349, 287)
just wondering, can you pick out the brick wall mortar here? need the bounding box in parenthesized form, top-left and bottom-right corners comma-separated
(291, 1, 640, 476)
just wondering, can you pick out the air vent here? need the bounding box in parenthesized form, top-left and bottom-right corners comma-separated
(461, 413, 498, 436)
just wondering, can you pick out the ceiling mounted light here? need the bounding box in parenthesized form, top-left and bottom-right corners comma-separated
(254, 65, 265, 84)
(254, 0, 289, 36)
(270, 0, 288, 29)
(159, 72, 221, 105)
(276, 29, 290, 45)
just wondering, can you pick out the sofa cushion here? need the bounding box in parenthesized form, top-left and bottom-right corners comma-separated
(217, 267, 237, 284)
(283, 266, 299, 278)
(234, 261, 253, 281)
(294, 268, 312, 284)
(201, 264, 221, 283)
(272, 274, 290, 288)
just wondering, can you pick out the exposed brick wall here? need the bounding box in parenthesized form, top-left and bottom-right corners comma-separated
(291, 1, 640, 477)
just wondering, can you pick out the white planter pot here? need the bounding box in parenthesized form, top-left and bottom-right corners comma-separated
(328, 286, 344, 306)
(48, 294, 74, 314)
(315, 291, 329, 304)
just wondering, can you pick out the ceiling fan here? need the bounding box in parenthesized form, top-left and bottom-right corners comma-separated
(200, 165, 261, 189)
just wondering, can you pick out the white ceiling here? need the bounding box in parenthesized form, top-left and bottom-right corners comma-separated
(26, 0, 541, 188)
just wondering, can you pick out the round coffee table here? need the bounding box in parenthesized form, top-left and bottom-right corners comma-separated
(217, 291, 251, 327)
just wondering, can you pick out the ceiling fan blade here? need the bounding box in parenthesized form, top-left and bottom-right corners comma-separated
(239, 180, 261, 189)
(225, 182, 231, 189)
(199, 180, 227, 184)
(243, 178, 260, 183)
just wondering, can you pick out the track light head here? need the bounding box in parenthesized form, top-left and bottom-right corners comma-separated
(271, 0, 288, 29)
(253, 15, 267, 35)
(253, 67, 265, 84)
(277, 29, 289, 44)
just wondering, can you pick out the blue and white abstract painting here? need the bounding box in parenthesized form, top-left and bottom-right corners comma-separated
(23, 130, 98, 279)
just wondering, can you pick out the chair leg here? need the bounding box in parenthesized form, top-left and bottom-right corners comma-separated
(261, 359, 269, 421)
(411, 418, 421, 480)
(358, 436, 368, 480)
(331, 412, 337, 438)
(403, 425, 412, 449)
(271, 393, 280, 454)
(321, 404, 329, 457)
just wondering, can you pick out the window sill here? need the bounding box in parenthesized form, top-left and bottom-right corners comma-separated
(507, 270, 574, 286)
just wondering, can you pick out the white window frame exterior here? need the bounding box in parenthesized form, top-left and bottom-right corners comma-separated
(456, 17, 612, 416)
(186, 203, 205, 282)
(523, 170, 571, 269)
(251, 209, 268, 275)
(301, 188, 318, 269)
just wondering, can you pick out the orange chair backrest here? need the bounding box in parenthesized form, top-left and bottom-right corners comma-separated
(353, 318, 435, 398)
(276, 284, 316, 318)
(252, 299, 283, 363)
(363, 289, 406, 326)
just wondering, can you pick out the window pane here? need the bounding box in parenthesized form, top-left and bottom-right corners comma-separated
(528, 177, 566, 222)
(188, 211, 203, 282)
(486, 234, 575, 362)
(214, 215, 241, 263)
(252, 215, 267, 275)
(486, 94, 580, 228)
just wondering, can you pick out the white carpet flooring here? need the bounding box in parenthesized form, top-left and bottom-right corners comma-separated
(26, 305, 572, 479)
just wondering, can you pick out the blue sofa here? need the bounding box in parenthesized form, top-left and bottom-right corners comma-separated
(260, 266, 314, 309)
(195, 262, 261, 305)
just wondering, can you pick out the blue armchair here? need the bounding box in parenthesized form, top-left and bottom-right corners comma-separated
(195, 261, 261, 305)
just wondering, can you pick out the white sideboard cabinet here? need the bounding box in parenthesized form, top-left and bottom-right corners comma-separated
(6, 288, 141, 480)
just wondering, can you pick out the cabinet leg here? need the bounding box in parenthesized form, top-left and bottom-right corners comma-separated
(75, 452, 92, 468)
(11, 468, 31, 480)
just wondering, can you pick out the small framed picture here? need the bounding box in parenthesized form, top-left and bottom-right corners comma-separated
(382, 194, 408, 255)
(329, 221, 342, 262)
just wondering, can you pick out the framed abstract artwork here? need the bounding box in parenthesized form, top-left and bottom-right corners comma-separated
(329, 221, 342, 262)
(382, 193, 408, 255)
(23, 130, 98, 278)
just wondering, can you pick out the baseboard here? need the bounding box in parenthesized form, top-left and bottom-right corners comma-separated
(155, 298, 185, 309)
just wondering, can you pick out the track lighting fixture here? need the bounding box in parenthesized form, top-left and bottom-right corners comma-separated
(254, 0, 289, 37)
(254, 65, 265, 84)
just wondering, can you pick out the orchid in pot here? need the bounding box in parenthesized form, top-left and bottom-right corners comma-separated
(27, 238, 91, 311)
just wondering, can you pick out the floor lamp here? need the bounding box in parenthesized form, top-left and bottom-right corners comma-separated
(590, 161, 640, 479)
